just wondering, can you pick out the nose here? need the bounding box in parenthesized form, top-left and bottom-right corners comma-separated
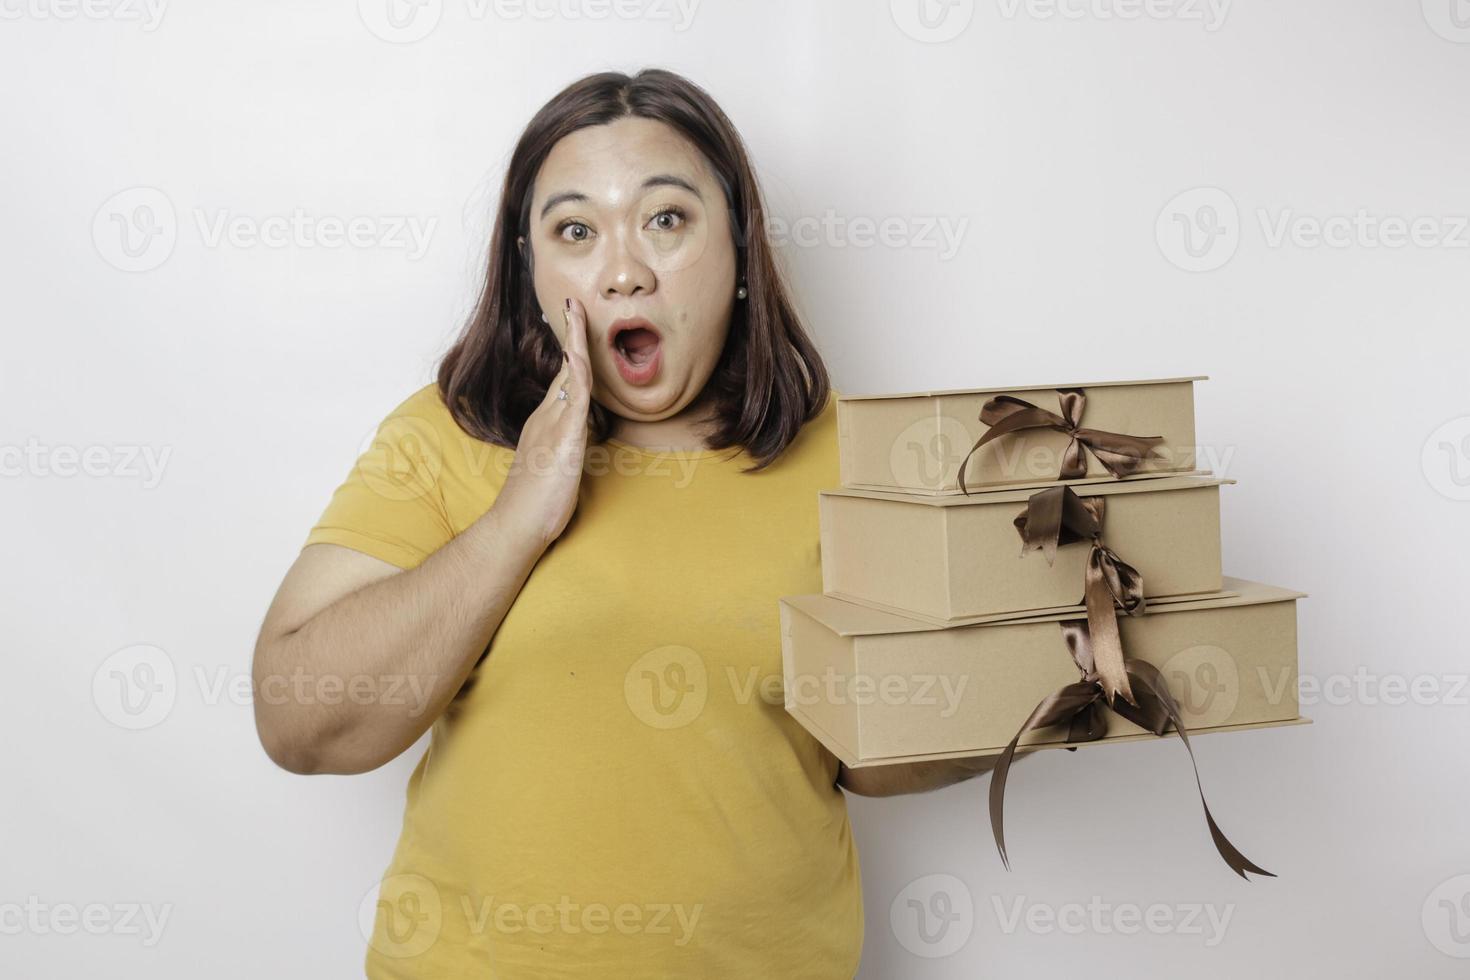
(599, 233, 656, 299)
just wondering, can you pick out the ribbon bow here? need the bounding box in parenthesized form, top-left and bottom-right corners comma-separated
(987, 619, 1276, 881)
(957, 388, 1166, 494)
(1014, 484, 1144, 708)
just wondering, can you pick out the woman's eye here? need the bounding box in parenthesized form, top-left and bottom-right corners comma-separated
(555, 208, 685, 243)
(647, 207, 687, 232)
(556, 221, 592, 243)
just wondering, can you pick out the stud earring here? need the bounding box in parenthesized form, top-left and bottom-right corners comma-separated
(540, 312, 548, 323)
(735, 283, 747, 300)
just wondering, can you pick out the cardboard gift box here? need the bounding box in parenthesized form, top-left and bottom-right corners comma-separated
(819, 473, 1228, 624)
(779, 576, 1310, 769)
(837, 376, 1204, 495)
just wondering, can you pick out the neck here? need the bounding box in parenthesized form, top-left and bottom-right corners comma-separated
(609, 390, 720, 452)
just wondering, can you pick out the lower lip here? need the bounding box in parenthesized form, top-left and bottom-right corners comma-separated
(612, 341, 662, 385)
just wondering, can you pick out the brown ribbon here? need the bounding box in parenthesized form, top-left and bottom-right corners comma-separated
(957, 388, 1166, 493)
(1014, 485, 1144, 708)
(987, 620, 1276, 881)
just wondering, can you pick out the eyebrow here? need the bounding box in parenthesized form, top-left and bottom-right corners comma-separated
(538, 174, 702, 220)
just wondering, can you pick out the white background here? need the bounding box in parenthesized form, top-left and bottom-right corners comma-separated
(4, 1, 1469, 976)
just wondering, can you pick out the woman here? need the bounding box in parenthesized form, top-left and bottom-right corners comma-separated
(252, 68, 1016, 978)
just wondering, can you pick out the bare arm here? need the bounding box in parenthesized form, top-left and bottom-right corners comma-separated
(836, 748, 1040, 798)
(251, 512, 545, 775)
(253, 298, 595, 775)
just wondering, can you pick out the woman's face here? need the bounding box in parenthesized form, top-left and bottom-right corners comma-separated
(525, 116, 738, 424)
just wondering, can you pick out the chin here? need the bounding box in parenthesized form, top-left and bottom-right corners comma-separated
(611, 381, 688, 419)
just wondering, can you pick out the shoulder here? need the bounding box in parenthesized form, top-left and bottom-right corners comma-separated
(366, 384, 458, 473)
(806, 387, 839, 439)
(382, 381, 455, 428)
(771, 387, 840, 480)
(374, 383, 515, 492)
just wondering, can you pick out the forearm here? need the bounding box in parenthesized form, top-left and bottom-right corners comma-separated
(837, 747, 1039, 797)
(254, 505, 545, 774)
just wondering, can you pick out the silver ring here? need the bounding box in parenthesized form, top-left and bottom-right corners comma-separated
(557, 388, 568, 400)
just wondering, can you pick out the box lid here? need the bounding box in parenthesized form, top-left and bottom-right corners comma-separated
(837, 375, 1208, 402)
(821, 714, 1315, 769)
(819, 586, 1244, 629)
(781, 576, 1307, 638)
(819, 473, 1233, 507)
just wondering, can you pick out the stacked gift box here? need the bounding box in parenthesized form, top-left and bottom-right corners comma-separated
(778, 376, 1310, 878)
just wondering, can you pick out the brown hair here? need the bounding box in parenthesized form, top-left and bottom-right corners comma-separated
(436, 68, 830, 472)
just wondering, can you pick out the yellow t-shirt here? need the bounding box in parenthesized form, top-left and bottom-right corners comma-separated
(303, 382, 863, 979)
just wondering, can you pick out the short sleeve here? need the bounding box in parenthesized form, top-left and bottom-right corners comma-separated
(302, 386, 460, 570)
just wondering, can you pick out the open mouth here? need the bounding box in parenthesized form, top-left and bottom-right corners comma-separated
(612, 324, 660, 365)
(609, 319, 663, 384)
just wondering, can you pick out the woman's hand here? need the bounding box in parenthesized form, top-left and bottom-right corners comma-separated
(836, 747, 1041, 797)
(494, 297, 593, 551)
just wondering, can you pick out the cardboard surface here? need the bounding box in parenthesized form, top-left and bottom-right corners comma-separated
(838, 375, 1209, 400)
(823, 472, 1228, 507)
(791, 586, 1243, 633)
(791, 576, 1287, 636)
(800, 711, 1312, 769)
(839, 469, 1209, 497)
(819, 474, 1229, 622)
(779, 576, 1305, 767)
(838, 377, 1203, 494)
